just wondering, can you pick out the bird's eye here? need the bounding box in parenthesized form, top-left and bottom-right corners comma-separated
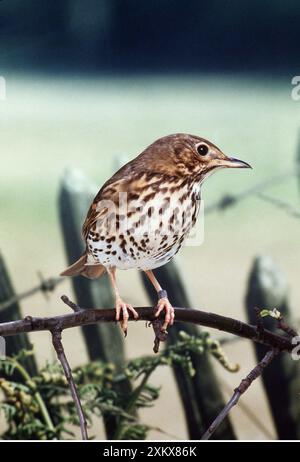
(197, 144, 209, 156)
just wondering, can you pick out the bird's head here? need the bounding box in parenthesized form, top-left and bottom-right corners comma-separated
(142, 133, 251, 180)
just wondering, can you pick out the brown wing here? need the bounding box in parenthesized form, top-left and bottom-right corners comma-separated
(82, 139, 176, 240)
(82, 159, 141, 239)
(82, 181, 121, 239)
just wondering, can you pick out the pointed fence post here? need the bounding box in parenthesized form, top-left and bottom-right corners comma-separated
(141, 259, 236, 440)
(0, 252, 38, 376)
(245, 256, 300, 439)
(58, 169, 132, 438)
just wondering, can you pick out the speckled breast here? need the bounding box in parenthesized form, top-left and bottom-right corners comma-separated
(86, 179, 201, 271)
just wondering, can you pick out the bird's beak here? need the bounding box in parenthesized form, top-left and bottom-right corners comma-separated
(219, 156, 252, 169)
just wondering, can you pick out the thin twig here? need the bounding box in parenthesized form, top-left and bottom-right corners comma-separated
(0, 297, 294, 353)
(277, 316, 298, 338)
(201, 311, 299, 440)
(201, 349, 278, 440)
(150, 318, 168, 353)
(61, 295, 83, 313)
(220, 379, 275, 439)
(254, 306, 265, 338)
(50, 325, 88, 440)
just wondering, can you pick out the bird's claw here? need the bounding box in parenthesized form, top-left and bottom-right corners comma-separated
(155, 297, 175, 331)
(115, 299, 138, 335)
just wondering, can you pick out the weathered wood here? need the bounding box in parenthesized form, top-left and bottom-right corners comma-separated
(0, 252, 38, 376)
(141, 259, 236, 440)
(58, 169, 131, 438)
(246, 255, 300, 439)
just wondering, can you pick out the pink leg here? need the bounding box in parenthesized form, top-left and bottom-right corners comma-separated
(108, 267, 138, 336)
(144, 270, 175, 331)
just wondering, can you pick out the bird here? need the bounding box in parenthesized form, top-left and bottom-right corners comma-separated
(61, 133, 251, 334)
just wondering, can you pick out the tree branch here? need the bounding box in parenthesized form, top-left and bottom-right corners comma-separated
(0, 296, 294, 353)
(201, 311, 299, 440)
(0, 295, 297, 441)
(50, 325, 88, 440)
(201, 349, 278, 440)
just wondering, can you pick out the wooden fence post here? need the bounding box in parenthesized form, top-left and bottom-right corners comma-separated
(245, 255, 300, 439)
(58, 169, 132, 438)
(0, 252, 38, 376)
(141, 259, 236, 440)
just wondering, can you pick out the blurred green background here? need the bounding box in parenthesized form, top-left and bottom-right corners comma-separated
(0, 0, 300, 440)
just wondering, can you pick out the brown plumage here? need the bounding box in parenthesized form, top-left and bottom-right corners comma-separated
(61, 133, 251, 333)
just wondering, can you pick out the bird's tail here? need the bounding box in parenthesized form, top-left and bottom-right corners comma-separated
(60, 254, 106, 280)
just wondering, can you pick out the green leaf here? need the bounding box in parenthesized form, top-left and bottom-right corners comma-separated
(260, 308, 281, 319)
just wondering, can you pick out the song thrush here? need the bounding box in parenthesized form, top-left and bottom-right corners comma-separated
(61, 133, 251, 333)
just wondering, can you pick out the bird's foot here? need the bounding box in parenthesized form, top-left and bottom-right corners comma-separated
(115, 298, 138, 336)
(155, 291, 175, 332)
